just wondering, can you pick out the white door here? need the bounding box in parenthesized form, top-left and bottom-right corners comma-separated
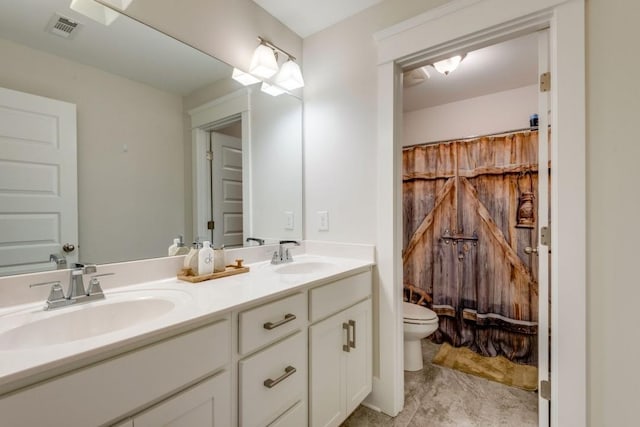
(537, 29, 551, 427)
(133, 370, 230, 427)
(309, 312, 346, 427)
(211, 131, 243, 248)
(0, 87, 77, 275)
(344, 299, 372, 415)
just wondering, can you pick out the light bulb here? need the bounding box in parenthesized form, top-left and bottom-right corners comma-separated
(249, 44, 279, 79)
(433, 55, 463, 75)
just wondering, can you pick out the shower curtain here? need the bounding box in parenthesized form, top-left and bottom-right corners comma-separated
(402, 131, 542, 365)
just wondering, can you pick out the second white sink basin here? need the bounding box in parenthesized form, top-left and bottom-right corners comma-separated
(0, 289, 192, 350)
(274, 261, 336, 275)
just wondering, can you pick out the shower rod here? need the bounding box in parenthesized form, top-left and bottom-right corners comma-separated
(404, 126, 548, 148)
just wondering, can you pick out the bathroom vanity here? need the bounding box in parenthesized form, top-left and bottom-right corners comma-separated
(0, 248, 373, 427)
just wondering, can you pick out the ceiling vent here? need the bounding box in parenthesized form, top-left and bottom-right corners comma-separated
(46, 13, 81, 39)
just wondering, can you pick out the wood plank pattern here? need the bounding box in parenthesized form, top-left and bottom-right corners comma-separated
(402, 131, 542, 365)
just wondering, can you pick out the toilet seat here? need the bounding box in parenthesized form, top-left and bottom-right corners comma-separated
(403, 302, 437, 324)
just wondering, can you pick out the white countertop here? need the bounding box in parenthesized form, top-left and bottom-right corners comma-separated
(0, 254, 373, 395)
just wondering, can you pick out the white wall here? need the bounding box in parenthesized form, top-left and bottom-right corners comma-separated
(403, 85, 538, 146)
(303, 0, 449, 243)
(0, 38, 185, 264)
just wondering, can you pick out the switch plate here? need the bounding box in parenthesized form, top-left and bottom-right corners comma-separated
(318, 211, 329, 231)
(285, 211, 294, 230)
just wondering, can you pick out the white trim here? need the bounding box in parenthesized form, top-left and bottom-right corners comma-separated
(375, 1, 586, 425)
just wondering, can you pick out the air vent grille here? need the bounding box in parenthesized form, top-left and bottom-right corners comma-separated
(46, 14, 81, 39)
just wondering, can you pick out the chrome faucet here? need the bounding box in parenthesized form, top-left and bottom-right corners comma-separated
(49, 253, 67, 269)
(271, 240, 300, 265)
(30, 264, 113, 311)
(246, 237, 265, 246)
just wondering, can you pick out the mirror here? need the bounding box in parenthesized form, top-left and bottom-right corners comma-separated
(0, 0, 302, 276)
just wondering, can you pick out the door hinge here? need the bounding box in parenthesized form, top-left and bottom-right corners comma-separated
(540, 226, 550, 246)
(207, 220, 215, 230)
(206, 150, 213, 161)
(540, 379, 551, 400)
(540, 72, 550, 92)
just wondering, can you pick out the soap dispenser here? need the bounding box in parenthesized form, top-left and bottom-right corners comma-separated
(183, 241, 202, 273)
(198, 241, 215, 275)
(168, 238, 180, 256)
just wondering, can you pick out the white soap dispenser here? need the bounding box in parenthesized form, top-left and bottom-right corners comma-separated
(168, 238, 180, 256)
(198, 241, 215, 275)
(184, 241, 202, 273)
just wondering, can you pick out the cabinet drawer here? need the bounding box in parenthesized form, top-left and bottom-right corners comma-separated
(239, 331, 306, 427)
(238, 292, 306, 355)
(310, 271, 371, 322)
(268, 400, 306, 427)
(0, 317, 230, 427)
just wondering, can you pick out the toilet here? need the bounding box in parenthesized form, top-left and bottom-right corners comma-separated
(403, 301, 439, 371)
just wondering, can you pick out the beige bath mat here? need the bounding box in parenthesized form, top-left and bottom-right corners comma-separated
(432, 342, 538, 391)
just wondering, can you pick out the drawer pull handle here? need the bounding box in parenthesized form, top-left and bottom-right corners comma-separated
(264, 365, 296, 388)
(343, 322, 350, 352)
(263, 313, 296, 330)
(349, 320, 356, 349)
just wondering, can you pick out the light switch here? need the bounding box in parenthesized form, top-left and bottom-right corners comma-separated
(285, 211, 294, 230)
(318, 211, 329, 231)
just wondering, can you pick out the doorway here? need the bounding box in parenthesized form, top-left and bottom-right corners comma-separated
(371, 1, 585, 425)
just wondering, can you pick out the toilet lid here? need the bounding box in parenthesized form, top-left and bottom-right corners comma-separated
(403, 302, 437, 321)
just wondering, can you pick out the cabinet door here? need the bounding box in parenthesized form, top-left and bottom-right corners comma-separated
(134, 370, 230, 427)
(309, 311, 346, 427)
(344, 299, 372, 415)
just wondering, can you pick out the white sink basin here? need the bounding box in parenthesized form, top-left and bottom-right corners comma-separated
(274, 261, 336, 275)
(0, 290, 192, 350)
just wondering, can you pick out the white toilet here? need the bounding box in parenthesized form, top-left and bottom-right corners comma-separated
(403, 302, 439, 371)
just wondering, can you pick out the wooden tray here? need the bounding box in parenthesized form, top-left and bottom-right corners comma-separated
(177, 265, 250, 283)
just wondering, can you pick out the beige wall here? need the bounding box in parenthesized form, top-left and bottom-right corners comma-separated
(587, 0, 640, 425)
(0, 38, 185, 264)
(303, 0, 449, 243)
(124, 0, 302, 73)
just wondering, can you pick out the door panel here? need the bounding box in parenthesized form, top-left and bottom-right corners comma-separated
(0, 87, 77, 275)
(211, 131, 243, 248)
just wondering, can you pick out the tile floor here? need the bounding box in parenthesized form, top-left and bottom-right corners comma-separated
(341, 340, 538, 427)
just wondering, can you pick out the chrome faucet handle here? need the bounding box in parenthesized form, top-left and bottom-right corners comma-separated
(30, 281, 66, 308)
(87, 273, 114, 296)
(246, 237, 265, 246)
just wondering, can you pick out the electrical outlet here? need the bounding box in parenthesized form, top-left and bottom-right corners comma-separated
(285, 211, 294, 230)
(318, 211, 329, 231)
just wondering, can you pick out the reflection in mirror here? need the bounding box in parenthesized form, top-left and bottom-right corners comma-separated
(0, 0, 302, 276)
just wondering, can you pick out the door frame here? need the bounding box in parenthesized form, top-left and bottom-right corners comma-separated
(189, 89, 251, 244)
(371, 1, 586, 426)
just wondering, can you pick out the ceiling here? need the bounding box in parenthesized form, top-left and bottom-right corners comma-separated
(252, 0, 383, 38)
(0, 0, 230, 95)
(403, 32, 539, 112)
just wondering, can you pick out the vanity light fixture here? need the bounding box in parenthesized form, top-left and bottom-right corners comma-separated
(70, 0, 133, 26)
(432, 55, 465, 75)
(260, 82, 285, 97)
(241, 37, 304, 93)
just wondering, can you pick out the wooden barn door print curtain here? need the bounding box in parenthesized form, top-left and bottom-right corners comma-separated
(402, 131, 543, 365)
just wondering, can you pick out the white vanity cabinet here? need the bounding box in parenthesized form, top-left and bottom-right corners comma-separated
(237, 292, 307, 427)
(308, 271, 372, 427)
(0, 317, 231, 427)
(129, 370, 230, 427)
